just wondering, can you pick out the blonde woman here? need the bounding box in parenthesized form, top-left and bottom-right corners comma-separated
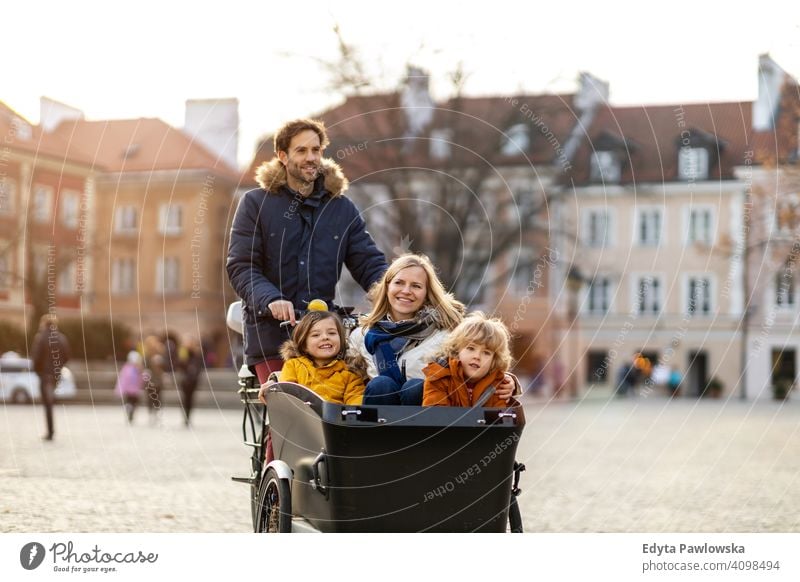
(350, 254, 516, 405)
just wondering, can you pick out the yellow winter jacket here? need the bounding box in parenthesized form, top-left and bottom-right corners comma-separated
(279, 356, 365, 405)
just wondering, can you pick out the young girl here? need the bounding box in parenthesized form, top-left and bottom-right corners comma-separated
(422, 312, 514, 408)
(115, 350, 144, 422)
(279, 311, 367, 405)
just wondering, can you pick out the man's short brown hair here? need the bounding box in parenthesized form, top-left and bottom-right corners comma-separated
(274, 119, 330, 154)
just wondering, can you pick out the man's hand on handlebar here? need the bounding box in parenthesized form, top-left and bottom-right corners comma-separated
(268, 299, 296, 326)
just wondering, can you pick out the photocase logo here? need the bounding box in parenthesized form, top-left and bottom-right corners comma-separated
(19, 542, 46, 570)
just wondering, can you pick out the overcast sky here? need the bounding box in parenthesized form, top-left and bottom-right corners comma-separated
(5, 0, 799, 167)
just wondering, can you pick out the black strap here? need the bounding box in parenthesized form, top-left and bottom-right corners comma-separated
(512, 461, 526, 497)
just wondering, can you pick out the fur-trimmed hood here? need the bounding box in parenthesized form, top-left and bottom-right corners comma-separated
(279, 339, 305, 361)
(255, 157, 348, 197)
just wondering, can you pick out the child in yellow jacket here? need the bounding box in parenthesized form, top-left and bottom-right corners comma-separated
(278, 311, 367, 405)
(422, 312, 514, 408)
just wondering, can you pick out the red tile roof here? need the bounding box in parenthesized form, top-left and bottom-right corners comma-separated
(570, 100, 792, 183)
(243, 91, 579, 187)
(48, 118, 240, 181)
(0, 100, 96, 168)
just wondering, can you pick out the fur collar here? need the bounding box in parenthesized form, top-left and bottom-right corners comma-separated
(254, 157, 348, 197)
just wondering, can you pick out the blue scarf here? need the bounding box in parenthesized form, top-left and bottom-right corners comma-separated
(364, 316, 437, 384)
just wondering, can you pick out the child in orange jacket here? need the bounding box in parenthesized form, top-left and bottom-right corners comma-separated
(422, 312, 514, 408)
(278, 311, 367, 405)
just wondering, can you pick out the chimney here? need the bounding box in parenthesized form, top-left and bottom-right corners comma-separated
(753, 54, 787, 132)
(40, 97, 83, 132)
(184, 98, 239, 169)
(573, 72, 610, 113)
(401, 66, 435, 138)
(562, 72, 610, 166)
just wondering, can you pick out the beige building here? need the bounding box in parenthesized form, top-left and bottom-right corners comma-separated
(559, 55, 798, 398)
(49, 116, 240, 363)
(0, 100, 95, 333)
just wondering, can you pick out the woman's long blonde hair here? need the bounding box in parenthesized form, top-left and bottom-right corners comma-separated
(361, 253, 464, 330)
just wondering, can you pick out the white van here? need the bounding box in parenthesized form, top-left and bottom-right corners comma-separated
(0, 351, 77, 403)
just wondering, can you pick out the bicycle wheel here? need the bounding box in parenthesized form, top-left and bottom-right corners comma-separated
(255, 468, 292, 533)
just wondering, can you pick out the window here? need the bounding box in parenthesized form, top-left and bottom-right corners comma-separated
(587, 276, 611, 314)
(512, 248, 537, 295)
(12, 117, 32, 140)
(635, 275, 662, 315)
(583, 209, 611, 248)
(0, 178, 15, 215)
(33, 186, 53, 223)
(590, 150, 621, 183)
(775, 271, 796, 309)
(514, 186, 537, 220)
(687, 207, 713, 245)
(158, 204, 182, 235)
(637, 208, 663, 247)
(156, 257, 180, 293)
(60, 191, 80, 229)
(429, 129, 453, 159)
(678, 147, 709, 181)
(586, 351, 609, 384)
(501, 124, 529, 156)
(57, 261, 76, 294)
(111, 258, 136, 295)
(114, 206, 138, 234)
(687, 276, 712, 316)
(0, 251, 9, 289)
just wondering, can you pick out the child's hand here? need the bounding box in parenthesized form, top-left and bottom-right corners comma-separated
(496, 374, 516, 402)
(258, 380, 276, 405)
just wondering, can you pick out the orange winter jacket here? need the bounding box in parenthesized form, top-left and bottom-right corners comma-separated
(279, 356, 365, 405)
(422, 358, 508, 407)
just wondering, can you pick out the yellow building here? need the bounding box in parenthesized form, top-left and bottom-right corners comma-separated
(50, 117, 240, 364)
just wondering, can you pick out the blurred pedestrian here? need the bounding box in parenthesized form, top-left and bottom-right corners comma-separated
(115, 351, 144, 423)
(616, 360, 638, 396)
(651, 361, 670, 392)
(633, 352, 652, 385)
(668, 366, 683, 397)
(551, 359, 566, 399)
(30, 314, 71, 441)
(142, 335, 166, 424)
(178, 335, 204, 427)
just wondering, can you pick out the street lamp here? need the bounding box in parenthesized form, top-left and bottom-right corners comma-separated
(566, 266, 583, 398)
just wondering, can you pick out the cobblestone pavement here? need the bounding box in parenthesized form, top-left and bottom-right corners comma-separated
(1, 397, 798, 532)
(0, 405, 251, 533)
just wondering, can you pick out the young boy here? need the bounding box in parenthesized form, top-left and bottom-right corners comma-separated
(422, 312, 514, 408)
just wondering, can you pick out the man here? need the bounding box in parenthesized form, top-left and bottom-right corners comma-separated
(30, 314, 71, 441)
(227, 119, 387, 385)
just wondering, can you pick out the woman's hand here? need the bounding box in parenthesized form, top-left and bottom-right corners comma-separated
(496, 373, 518, 402)
(258, 380, 276, 405)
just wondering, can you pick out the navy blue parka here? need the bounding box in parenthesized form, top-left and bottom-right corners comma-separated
(227, 158, 387, 365)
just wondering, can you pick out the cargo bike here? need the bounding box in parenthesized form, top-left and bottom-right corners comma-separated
(227, 301, 526, 533)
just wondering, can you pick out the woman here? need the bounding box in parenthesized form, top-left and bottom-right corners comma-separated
(350, 253, 516, 405)
(179, 335, 204, 427)
(142, 335, 166, 425)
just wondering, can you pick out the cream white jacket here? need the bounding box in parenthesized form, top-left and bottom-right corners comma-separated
(348, 326, 449, 381)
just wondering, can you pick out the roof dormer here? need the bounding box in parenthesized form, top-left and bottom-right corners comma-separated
(589, 131, 633, 184)
(675, 128, 725, 182)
